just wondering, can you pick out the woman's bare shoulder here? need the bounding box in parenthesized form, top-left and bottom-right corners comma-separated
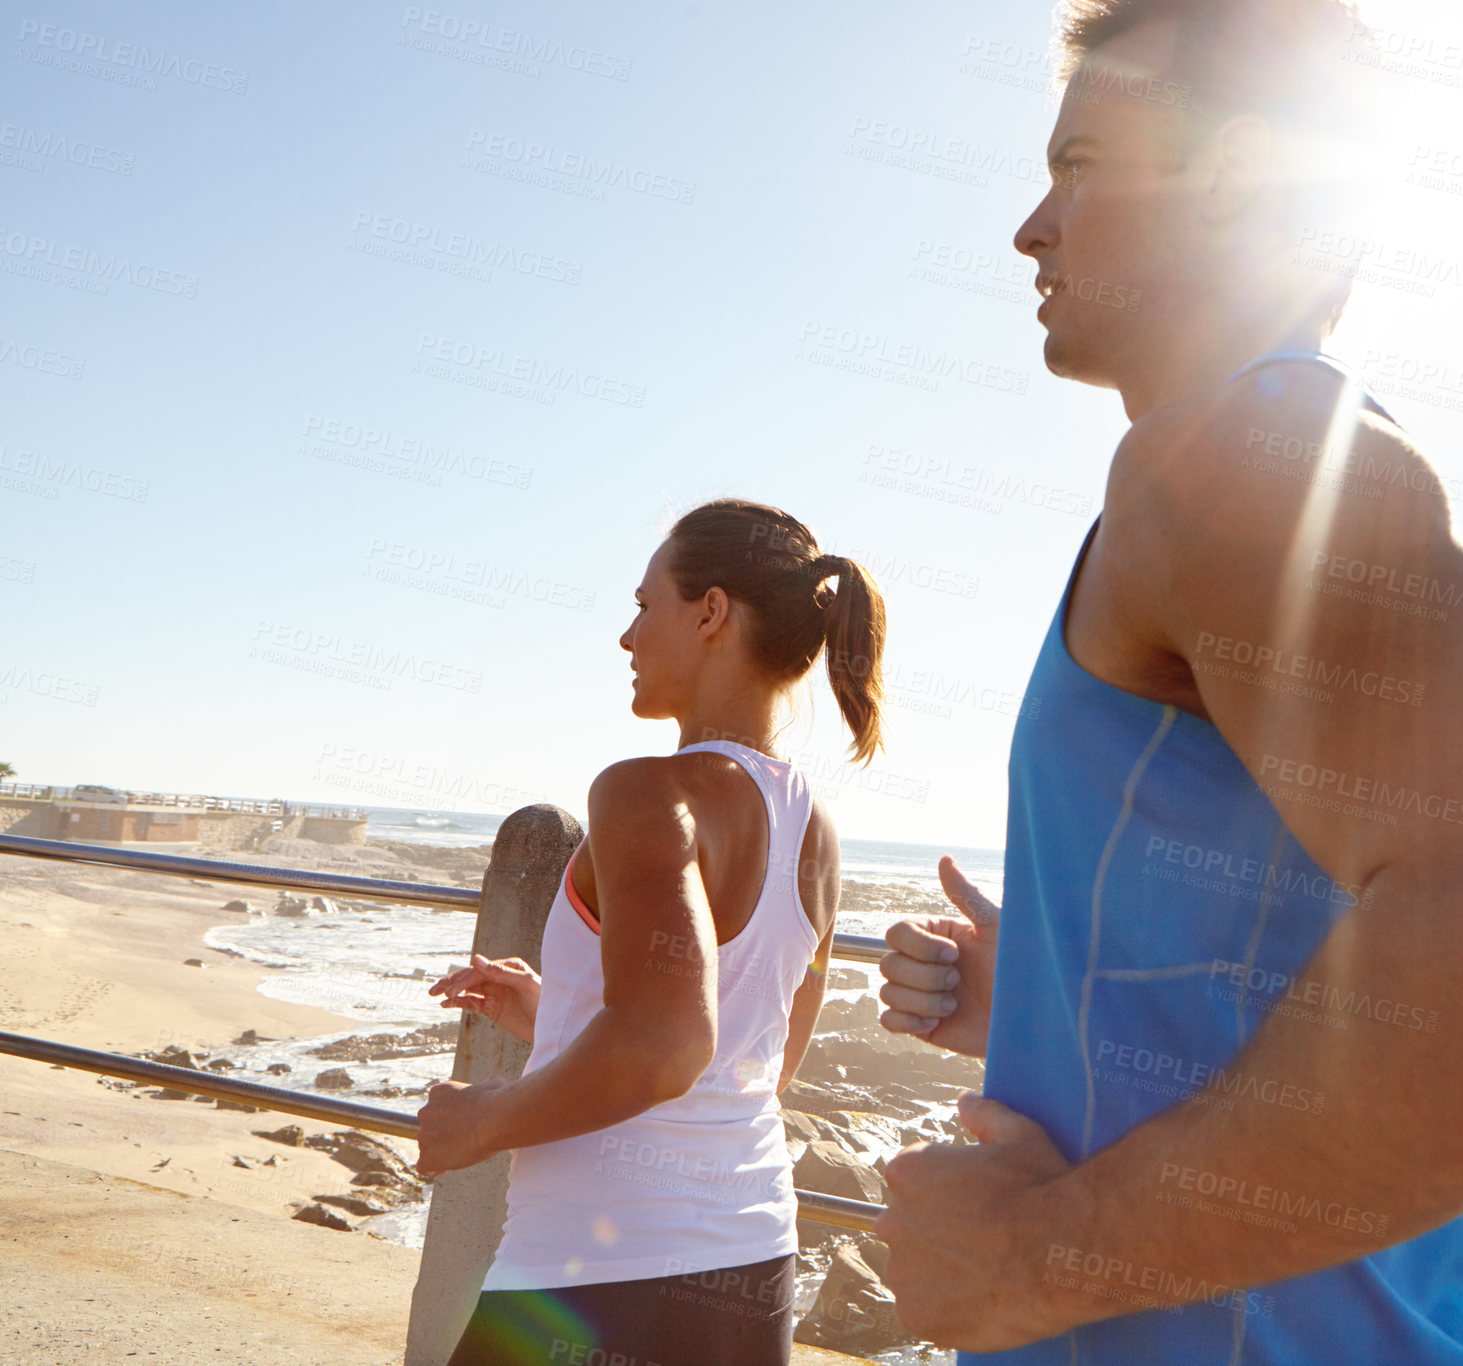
(797, 795, 841, 934)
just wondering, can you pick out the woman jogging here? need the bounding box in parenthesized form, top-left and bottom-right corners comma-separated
(416, 498, 886, 1366)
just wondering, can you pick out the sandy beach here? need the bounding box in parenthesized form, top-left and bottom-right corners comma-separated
(0, 841, 462, 1217)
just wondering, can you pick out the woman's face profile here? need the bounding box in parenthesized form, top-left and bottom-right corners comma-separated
(619, 540, 692, 718)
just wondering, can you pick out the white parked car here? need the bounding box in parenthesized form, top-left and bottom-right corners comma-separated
(71, 784, 126, 803)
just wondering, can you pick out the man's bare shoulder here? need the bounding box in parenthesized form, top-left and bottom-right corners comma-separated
(1103, 365, 1451, 586)
(1113, 368, 1438, 526)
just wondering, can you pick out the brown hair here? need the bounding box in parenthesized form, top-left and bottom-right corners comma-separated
(1056, 0, 1367, 131)
(666, 499, 886, 766)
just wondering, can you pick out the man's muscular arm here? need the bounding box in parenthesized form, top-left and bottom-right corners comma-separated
(879, 374, 1463, 1349)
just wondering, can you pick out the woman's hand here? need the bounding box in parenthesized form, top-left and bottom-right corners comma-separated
(415, 1077, 508, 1178)
(429, 954, 541, 1043)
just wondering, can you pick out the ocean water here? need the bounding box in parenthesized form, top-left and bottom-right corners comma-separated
(206, 806, 1005, 1056)
(365, 805, 1005, 899)
(210, 807, 1001, 1010)
(364, 805, 505, 850)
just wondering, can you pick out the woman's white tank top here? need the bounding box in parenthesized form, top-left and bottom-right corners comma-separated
(480, 741, 821, 1290)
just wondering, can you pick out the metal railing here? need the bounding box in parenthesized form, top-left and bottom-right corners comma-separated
(0, 833, 885, 958)
(0, 831, 888, 1238)
(0, 1030, 876, 1233)
(0, 1029, 421, 1139)
(0, 833, 480, 912)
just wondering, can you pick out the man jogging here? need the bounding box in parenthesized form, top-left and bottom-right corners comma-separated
(876, 1, 1463, 1360)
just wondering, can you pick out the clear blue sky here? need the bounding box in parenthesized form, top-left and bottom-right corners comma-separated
(4, 0, 1460, 845)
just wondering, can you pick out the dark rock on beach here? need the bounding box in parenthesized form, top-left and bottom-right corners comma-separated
(144, 1046, 200, 1070)
(315, 1192, 393, 1219)
(302, 1129, 423, 1196)
(793, 1140, 887, 1204)
(793, 1241, 908, 1355)
(309, 1021, 458, 1064)
(293, 1202, 352, 1231)
(254, 1124, 305, 1146)
(252, 1127, 422, 1223)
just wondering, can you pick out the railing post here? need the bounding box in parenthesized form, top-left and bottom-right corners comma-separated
(405, 803, 583, 1366)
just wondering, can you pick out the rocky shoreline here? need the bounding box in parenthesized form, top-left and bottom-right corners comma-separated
(787, 968, 983, 1358)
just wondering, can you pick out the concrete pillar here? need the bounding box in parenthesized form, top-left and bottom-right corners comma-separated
(404, 803, 583, 1366)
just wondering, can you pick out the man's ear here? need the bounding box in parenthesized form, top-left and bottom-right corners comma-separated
(1202, 114, 1273, 222)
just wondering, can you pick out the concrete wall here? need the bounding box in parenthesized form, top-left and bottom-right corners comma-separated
(299, 816, 367, 845)
(195, 810, 299, 851)
(0, 801, 364, 851)
(0, 799, 63, 838)
(119, 810, 200, 841)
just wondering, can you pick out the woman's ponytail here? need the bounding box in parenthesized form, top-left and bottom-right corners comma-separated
(808, 556, 885, 765)
(667, 501, 888, 767)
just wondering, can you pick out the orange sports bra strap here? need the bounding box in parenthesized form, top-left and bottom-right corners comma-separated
(563, 848, 601, 935)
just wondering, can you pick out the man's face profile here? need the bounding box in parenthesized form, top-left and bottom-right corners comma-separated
(1014, 19, 1211, 390)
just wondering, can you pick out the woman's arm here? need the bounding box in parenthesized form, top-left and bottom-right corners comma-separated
(778, 799, 840, 1093)
(417, 759, 718, 1176)
(778, 921, 833, 1093)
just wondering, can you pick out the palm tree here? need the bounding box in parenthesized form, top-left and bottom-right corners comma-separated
(0, 762, 14, 781)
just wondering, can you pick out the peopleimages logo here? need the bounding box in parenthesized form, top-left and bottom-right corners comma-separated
(1143, 835, 1362, 907)
(0, 226, 199, 297)
(1043, 1244, 1274, 1318)
(0, 663, 100, 707)
(16, 20, 248, 93)
(1207, 959, 1437, 1034)
(0, 444, 148, 501)
(350, 211, 582, 285)
(1192, 631, 1425, 708)
(464, 131, 695, 204)
(798, 322, 1029, 395)
(0, 121, 135, 174)
(412, 334, 647, 408)
(1258, 754, 1462, 827)
(398, 7, 632, 80)
(0, 336, 85, 380)
(845, 117, 1048, 187)
(249, 622, 483, 694)
(1158, 1163, 1390, 1238)
(1093, 1039, 1325, 1114)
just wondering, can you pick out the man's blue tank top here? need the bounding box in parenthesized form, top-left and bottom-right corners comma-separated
(964, 355, 1463, 1364)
